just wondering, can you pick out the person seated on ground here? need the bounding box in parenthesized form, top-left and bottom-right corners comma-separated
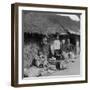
(32, 53, 40, 67)
(33, 50, 48, 68)
(62, 50, 75, 63)
(54, 50, 65, 70)
(47, 48, 57, 71)
(62, 51, 69, 62)
(39, 51, 48, 68)
(48, 48, 56, 62)
(68, 51, 75, 63)
(48, 57, 57, 71)
(24, 66, 42, 77)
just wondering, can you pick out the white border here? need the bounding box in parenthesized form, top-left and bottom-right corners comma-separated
(18, 6, 86, 84)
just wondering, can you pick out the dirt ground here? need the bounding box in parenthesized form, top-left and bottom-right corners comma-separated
(51, 57, 80, 76)
(24, 57, 80, 77)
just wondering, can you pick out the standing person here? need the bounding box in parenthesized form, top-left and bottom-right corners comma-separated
(61, 39, 65, 51)
(53, 33, 62, 70)
(50, 41, 55, 56)
(53, 32, 61, 55)
(41, 36, 50, 57)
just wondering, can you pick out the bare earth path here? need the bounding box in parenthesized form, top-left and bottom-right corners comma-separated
(48, 57, 80, 76)
(26, 57, 80, 77)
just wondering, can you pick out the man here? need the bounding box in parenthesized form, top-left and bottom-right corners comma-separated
(53, 33, 61, 54)
(53, 33, 62, 70)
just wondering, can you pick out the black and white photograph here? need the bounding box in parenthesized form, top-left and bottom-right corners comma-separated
(23, 11, 81, 78)
(11, 3, 87, 87)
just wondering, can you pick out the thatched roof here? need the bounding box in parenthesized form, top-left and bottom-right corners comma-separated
(22, 12, 80, 35)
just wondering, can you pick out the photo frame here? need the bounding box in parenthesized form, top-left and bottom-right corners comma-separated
(11, 3, 88, 87)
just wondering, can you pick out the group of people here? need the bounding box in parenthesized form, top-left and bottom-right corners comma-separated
(32, 33, 73, 71)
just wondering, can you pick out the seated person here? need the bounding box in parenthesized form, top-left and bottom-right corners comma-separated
(54, 50, 65, 70)
(33, 50, 48, 68)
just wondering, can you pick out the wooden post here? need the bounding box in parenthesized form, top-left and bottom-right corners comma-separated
(76, 39, 80, 55)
